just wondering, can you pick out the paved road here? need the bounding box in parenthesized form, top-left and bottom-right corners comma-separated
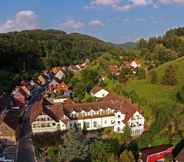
(16, 110, 37, 162)
(15, 81, 51, 162)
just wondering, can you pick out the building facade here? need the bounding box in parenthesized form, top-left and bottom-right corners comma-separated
(31, 94, 145, 136)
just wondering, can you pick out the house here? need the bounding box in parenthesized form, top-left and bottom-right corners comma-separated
(108, 65, 120, 76)
(55, 70, 65, 80)
(51, 67, 66, 74)
(0, 121, 16, 142)
(30, 99, 69, 134)
(130, 60, 141, 69)
(0, 140, 16, 162)
(48, 80, 71, 96)
(11, 87, 26, 106)
(139, 145, 174, 162)
(68, 65, 81, 72)
(31, 94, 145, 136)
(90, 86, 109, 98)
(36, 75, 47, 85)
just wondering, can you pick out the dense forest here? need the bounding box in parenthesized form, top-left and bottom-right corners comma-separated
(0, 29, 118, 92)
(137, 27, 184, 69)
(1, 27, 184, 92)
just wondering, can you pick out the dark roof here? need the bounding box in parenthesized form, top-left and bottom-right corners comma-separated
(141, 145, 173, 161)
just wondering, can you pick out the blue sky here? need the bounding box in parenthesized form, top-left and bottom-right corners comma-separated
(0, 0, 184, 43)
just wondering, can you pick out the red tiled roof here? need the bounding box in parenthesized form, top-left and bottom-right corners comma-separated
(44, 104, 65, 122)
(64, 93, 140, 123)
(30, 99, 68, 124)
(140, 145, 173, 162)
(51, 67, 65, 74)
(30, 99, 43, 123)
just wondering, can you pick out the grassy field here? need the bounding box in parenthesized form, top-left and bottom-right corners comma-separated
(71, 55, 184, 147)
(104, 57, 184, 147)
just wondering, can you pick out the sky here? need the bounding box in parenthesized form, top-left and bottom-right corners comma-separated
(0, 0, 184, 43)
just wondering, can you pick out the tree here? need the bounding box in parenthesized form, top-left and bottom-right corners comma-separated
(121, 126, 132, 144)
(150, 70, 158, 84)
(118, 67, 130, 83)
(162, 65, 177, 86)
(177, 86, 184, 102)
(59, 128, 89, 162)
(119, 149, 135, 162)
(90, 139, 120, 162)
(136, 68, 146, 79)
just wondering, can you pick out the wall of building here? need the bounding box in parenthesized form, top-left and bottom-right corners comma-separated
(114, 111, 126, 133)
(128, 111, 145, 136)
(32, 114, 66, 133)
(69, 115, 115, 130)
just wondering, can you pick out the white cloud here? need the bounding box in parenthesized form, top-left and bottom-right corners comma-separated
(60, 20, 85, 30)
(88, 0, 150, 11)
(88, 20, 104, 27)
(91, 0, 120, 6)
(0, 10, 38, 33)
(158, 0, 184, 4)
(87, 0, 184, 11)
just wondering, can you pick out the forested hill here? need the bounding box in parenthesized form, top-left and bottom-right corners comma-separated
(0, 29, 118, 92)
(137, 27, 184, 69)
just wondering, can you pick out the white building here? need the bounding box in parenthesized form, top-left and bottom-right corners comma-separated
(90, 86, 109, 98)
(31, 94, 145, 136)
(130, 60, 141, 69)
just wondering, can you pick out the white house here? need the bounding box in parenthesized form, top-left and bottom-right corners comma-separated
(90, 86, 109, 98)
(130, 60, 141, 69)
(55, 70, 65, 80)
(31, 94, 145, 136)
(32, 114, 68, 133)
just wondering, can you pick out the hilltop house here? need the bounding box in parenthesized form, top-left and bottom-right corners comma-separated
(90, 86, 109, 98)
(31, 94, 145, 136)
(130, 60, 141, 69)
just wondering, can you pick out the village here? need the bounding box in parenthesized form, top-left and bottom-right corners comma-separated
(0, 58, 184, 162)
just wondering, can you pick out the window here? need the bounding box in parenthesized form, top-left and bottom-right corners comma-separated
(77, 123, 81, 129)
(118, 121, 121, 124)
(117, 127, 120, 132)
(118, 115, 121, 118)
(111, 120, 115, 124)
(93, 121, 97, 128)
(52, 123, 56, 126)
(84, 122, 90, 128)
(104, 120, 107, 124)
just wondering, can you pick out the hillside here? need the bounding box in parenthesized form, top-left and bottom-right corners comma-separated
(0, 29, 121, 92)
(116, 42, 137, 49)
(115, 57, 184, 147)
(70, 51, 184, 148)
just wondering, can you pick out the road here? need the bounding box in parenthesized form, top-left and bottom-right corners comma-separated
(15, 80, 51, 162)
